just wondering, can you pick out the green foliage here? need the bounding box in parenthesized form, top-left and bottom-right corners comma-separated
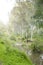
(8, 1, 34, 38)
(33, 0, 43, 28)
(0, 42, 33, 65)
(0, 21, 32, 65)
(31, 35, 43, 53)
(0, 1, 43, 65)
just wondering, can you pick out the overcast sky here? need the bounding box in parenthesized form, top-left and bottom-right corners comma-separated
(0, 0, 16, 25)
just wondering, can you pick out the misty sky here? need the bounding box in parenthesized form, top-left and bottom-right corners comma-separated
(0, 0, 16, 25)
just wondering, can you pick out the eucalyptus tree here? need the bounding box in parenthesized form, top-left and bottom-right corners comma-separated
(9, 0, 34, 40)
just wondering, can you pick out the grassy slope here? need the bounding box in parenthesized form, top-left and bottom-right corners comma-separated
(0, 43, 33, 65)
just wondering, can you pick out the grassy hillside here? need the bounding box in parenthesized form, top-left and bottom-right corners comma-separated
(0, 43, 33, 65)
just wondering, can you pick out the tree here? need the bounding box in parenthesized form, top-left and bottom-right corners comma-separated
(32, 0, 43, 28)
(8, 1, 34, 40)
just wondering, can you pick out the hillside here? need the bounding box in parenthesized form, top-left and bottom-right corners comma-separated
(0, 43, 33, 65)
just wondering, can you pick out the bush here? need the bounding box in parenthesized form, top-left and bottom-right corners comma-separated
(31, 43, 43, 53)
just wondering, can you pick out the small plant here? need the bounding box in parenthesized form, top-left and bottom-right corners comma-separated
(31, 41, 43, 53)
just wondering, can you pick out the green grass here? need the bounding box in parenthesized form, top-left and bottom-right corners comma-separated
(0, 43, 33, 65)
